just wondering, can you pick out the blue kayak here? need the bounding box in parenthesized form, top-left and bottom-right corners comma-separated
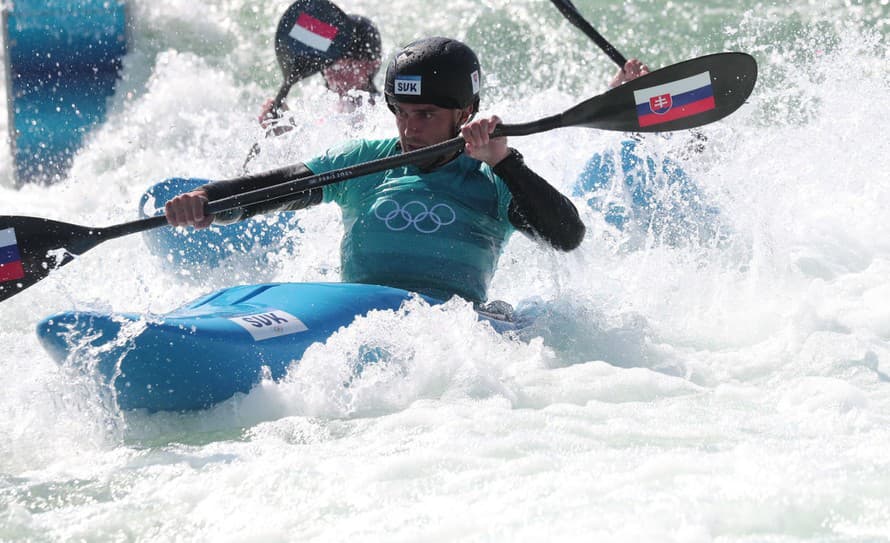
(37, 282, 514, 412)
(3, 0, 128, 185)
(138, 177, 300, 269)
(573, 138, 722, 244)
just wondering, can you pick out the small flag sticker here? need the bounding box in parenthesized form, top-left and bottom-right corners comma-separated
(288, 12, 339, 52)
(0, 227, 25, 283)
(634, 72, 716, 127)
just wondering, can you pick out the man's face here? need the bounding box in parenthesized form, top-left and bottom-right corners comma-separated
(391, 102, 471, 152)
(322, 58, 380, 95)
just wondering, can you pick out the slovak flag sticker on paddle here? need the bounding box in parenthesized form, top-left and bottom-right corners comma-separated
(634, 71, 716, 128)
(288, 12, 339, 52)
(0, 227, 25, 283)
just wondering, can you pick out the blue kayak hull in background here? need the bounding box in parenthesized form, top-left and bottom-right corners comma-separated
(2, 0, 129, 185)
(37, 282, 514, 413)
(139, 177, 299, 270)
(573, 138, 722, 246)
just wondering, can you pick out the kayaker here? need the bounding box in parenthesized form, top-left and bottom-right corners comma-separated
(259, 13, 382, 134)
(319, 14, 382, 109)
(165, 37, 585, 305)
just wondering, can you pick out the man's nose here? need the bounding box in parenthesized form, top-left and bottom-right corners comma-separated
(402, 117, 420, 134)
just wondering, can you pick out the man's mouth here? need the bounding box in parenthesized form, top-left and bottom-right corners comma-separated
(403, 141, 423, 152)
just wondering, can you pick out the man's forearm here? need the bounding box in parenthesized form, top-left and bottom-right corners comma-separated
(495, 148, 586, 251)
(199, 162, 323, 223)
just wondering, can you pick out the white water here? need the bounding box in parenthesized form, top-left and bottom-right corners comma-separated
(2, 1, 890, 541)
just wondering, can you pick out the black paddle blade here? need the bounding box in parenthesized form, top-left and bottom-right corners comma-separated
(0, 216, 105, 302)
(562, 52, 758, 132)
(274, 0, 354, 85)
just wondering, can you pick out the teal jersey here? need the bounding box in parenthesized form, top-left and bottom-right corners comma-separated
(305, 138, 515, 303)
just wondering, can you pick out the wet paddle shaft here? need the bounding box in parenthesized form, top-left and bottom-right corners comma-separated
(549, 0, 628, 68)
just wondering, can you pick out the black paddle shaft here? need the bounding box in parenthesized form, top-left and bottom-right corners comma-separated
(0, 52, 757, 303)
(549, 0, 628, 68)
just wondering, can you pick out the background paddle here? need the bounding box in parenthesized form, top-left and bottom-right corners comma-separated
(549, 0, 627, 68)
(242, 0, 355, 170)
(0, 52, 757, 303)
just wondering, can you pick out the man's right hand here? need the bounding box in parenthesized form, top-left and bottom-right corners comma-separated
(165, 190, 213, 229)
(609, 58, 650, 88)
(258, 98, 290, 129)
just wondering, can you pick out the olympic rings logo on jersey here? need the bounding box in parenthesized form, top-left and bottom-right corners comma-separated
(372, 199, 457, 233)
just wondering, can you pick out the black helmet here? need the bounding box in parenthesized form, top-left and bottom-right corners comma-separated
(384, 37, 481, 113)
(342, 15, 382, 61)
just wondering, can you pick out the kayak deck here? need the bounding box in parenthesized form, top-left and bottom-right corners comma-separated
(38, 282, 514, 412)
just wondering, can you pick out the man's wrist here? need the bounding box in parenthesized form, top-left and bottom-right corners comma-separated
(492, 147, 523, 171)
(489, 147, 517, 168)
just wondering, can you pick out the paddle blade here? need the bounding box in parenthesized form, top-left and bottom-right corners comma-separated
(274, 0, 355, 85)
(562, 52, 758, 132)
(0, 216, 103, 302)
